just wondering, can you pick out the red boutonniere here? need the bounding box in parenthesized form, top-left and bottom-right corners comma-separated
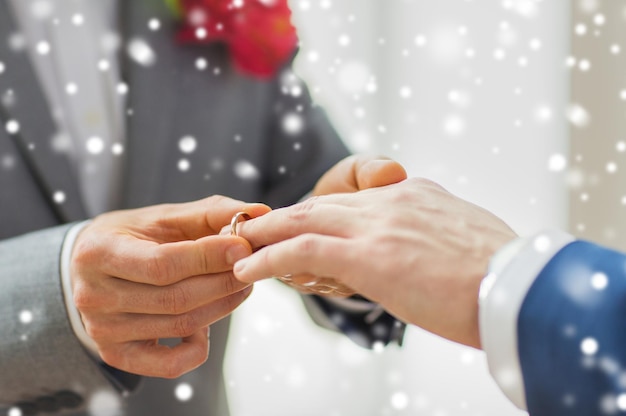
(168, 0, 299, 79)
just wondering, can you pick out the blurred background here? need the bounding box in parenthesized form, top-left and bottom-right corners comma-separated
(225, 1, 626, 415)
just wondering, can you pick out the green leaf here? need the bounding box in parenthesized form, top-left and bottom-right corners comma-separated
(165, 0, 183, 19)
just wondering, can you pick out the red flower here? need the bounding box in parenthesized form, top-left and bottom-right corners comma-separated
(175, 0, 299, 79)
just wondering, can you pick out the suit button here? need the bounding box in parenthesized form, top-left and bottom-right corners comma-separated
(15, 402, 37, 416)
(35, 396, 60, 413)
(55, 391, 84, 409)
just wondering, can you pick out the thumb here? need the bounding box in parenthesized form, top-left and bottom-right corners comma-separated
(356, 158, 407, 190)
(314, 155, 407, 195)
(152, 196, 271, 240)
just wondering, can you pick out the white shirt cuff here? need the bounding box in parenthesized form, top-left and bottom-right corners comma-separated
(478, 229, 575, 410)
(61, 220, 100, 358)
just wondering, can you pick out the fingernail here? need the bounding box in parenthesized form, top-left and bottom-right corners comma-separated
(219, 225, 230, 236)
(226, 244, 249, 265)
(234, 258, 248, 274)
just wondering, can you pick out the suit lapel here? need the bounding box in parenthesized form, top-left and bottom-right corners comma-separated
(120, 0, 271, 208)
(0, 1, 87, 222)
(120, 0, 183, 208)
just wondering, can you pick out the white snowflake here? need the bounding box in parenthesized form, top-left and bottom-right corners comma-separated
(72, 13, 84, 26)
(127, 38, 156, 67)
(178, 136, 198, 154)
(1, 155, 16, 170)
(88, 390, 121, 416)
(399, 86, 412, 99)
(65, 83, 78, 95)
(578, 59, 591, 72)
(195, 27, 207, 40)
(548, 153, 567, 171)
(86, 137, 104, 155)
(593, 13, 606, 26)
(116, 82, 129, 95)
(567, 104, 590, 127)
(178, 159, 190, 172)
(591, 272, 609, 290)
(617, 394, 626, 411)
(30, 0, 53, 19)
(390, 392, 409, 410)
(282, 113, 304, 135)
(98, 59, 110, 72)
(5, 120, 20, 134)
(233, 160, 259, 181)
(36, 41, 50, 55)
(575, 23, 587, 36)
(53, 191, 66, 204)
(581, 337, 599, 355)
(19, 310, 33, 324)
(443, 115, 465, 136)
(111, 143, 124, 155)
(175, 383, 194, 402)
(7, 406, 22, 416)
(195, 57, 208, 70)
(414, 34, 427, 47)
(148, 18, 161, 31)
(338, 34, 351, 47)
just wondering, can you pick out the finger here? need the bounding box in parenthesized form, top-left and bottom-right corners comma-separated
(312, 155, 406, 195)
(88, 287, 253, 342)
(155, 195, 271, 240)
(110, 271, 250, 314)
(100, 327, 210, 378)
(356, 159, 407, 190)
(101, 235, 253, 285)
(234, 234, 357, 283)
(235, 202, 361, 250)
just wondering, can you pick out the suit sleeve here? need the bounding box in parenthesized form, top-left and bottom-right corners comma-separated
(0, 224, 139, 414)
(480, 230, 626, 415)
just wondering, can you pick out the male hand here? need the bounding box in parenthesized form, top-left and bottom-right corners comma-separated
(270, 155, 407, 296)
(70, 196, 270, 378)
(232, 179, 517, 348)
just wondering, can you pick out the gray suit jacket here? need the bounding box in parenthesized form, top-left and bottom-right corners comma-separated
(0, 1, 350, 414)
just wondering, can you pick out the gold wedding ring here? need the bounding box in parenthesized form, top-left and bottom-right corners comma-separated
(229, 211, 354, 297)
(230, 211, 251, 237)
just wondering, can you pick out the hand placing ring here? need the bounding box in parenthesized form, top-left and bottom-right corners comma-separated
(230, 212, 355, 297)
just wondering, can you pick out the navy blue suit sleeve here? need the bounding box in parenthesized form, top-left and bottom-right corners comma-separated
(518, 241, 626, 415)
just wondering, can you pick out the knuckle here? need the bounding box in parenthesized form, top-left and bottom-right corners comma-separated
(162, 356, 185, 379)
(206, 194, 228, 205)
(408, 177, 435, 187)
(160, 285, 192, 315)
(293, 234, 320, 257)
(173, 313, 199, 338)
(98, 347, 114, 364)
(72, 282, 102, 311)
(146, 249, 175, 285)
(99, 347, 124, 370)
(83, 318, 111, 342)
(288, 197, 319, 222)
(162, 348, 207, 379)
(221, 273, 237, 295)
(381, 211, 409, 230)
(72, 236, 101, 270)
(407, 177, 445, 194)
